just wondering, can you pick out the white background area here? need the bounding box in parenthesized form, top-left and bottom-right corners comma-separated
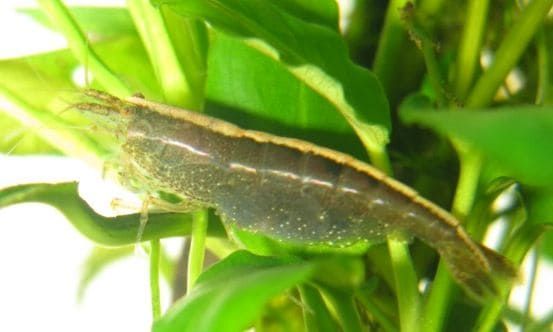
(0, 1, 552, 332)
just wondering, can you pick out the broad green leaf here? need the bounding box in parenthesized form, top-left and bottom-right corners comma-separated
(20, 7, 137, 39)
(153, 0, 390, 154)
(0, 49, 82, 155)
(127, 1, 207, 108)
(0, 83, 105, 164)
(271, 0, 339, 30)
(205, 34, 368, 157)
(401, 106, 553, 186)
(153, 250, 314, 332)
(206, 34, 351, 133)
(0, 182, 226, 246)
(94, 36, 162, 98)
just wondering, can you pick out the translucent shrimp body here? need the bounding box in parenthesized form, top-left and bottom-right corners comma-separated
(75, 90, 516, 299)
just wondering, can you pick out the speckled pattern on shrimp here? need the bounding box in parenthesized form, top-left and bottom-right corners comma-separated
(74, 90, 517, 300)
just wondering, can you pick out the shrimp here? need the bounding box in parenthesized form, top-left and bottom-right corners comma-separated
(74, 89, 516, 299)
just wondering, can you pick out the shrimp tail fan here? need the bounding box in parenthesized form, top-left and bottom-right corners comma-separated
(439, 242, 518, 301)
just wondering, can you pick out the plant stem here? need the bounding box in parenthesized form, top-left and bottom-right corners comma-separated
(387, 239, 420, 332)
(368, 146, 420, 332)
(536, 29, 552, 105)
(150, 239, 162, 320)
(420, 262, 456, 331)
(37, 0, 131, 96)
(450, 144, 482, 219)
(372, 0, 410, 96)
(322, 288, 364, 332)
(298, 285, 336, 332)
(421, 142, 481, 332)
(127, 0, 206, 109)
(355, 291, 398, 332)
(187, 209, 208, 291)
(466, 0, 553, 108)
(368, 143, 392, 176)
(410, 25, 447, 107)
(454, 0, 490, 101)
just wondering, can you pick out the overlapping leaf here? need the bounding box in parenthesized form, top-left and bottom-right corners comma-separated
(153, 250, 314, 332)
(401, 105, 553, 186)
(153, 0, 390, 153)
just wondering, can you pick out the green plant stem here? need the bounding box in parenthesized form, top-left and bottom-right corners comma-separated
(387, 239, 420, 332)
(0, 182, 227, 246)
(127, 0, 206, 109)
(37, 0, 131, 96)
(368, 144, 392, 176)
(372, 0, 410, 96)
(411, 25, 447, 107)
(187, 209, 208, 291)
(355, 291, 398, 332)
(322, 288, 364, 332)
(466, 0, 553, 108)
(298, 285, 336, 332)
(536, 29, 552, 105)
(369, 146, 420, 332)
(421, 143, 482, 332)
(150, 239, 162, 320)
(454, 0, 490, 101)
(451, 145, 482, 219)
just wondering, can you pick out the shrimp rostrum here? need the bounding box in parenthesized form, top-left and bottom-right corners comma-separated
(74, 90, 517, 300)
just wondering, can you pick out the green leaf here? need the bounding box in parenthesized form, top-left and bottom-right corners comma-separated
(153, 250, 314, 332)
(0, 182, 226, 246)
(205, 34, 369, 157)
(401, 105, 553, 186)
(270, 0, 339, 30)
(0, 35, 161, 157)
(0, 83, 105, 164)
(206, 34, 351, 133)
(153, 0, 390, 154)
(20, 6, 137, 39)
(0, 49, 83, 155)
(94, 35, 162, 99)
(127, 0, 207, 108)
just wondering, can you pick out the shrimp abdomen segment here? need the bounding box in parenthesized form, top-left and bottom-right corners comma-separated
(213, 139, 407, 246)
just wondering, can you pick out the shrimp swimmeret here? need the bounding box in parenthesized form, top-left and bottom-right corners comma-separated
(74, 89, 517, 299)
